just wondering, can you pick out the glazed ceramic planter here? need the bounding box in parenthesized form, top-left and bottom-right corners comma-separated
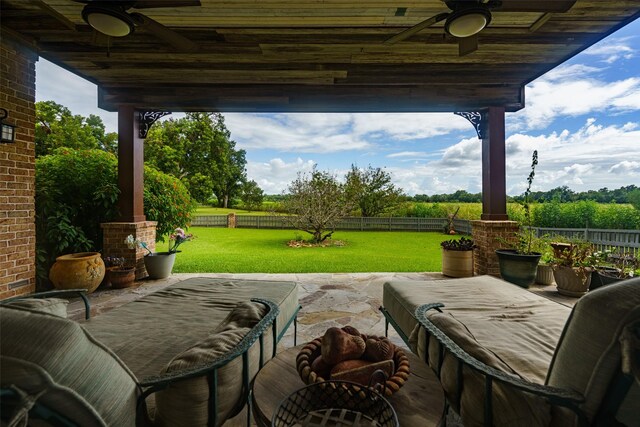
(144, 252, 176, 279)
(495, 249, 541, 289)
(441, 248, 474, 278)
(49, 252, 105, 293)
(553, 266, 592, 297)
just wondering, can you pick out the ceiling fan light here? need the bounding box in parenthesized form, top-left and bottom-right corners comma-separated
(445, 7, 491, 38)
(82, 5, 135, 37)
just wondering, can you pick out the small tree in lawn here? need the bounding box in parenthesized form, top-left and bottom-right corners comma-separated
(240, 180, 264, 211)
(282, 168, 354, 243)
(345, 165, 405, 217)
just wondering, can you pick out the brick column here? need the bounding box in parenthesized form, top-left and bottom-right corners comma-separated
(227, 213, 236, 228)
(0, 39, 37, 299)
(471, 220, 519, 276)
(101, 221, 157, 279)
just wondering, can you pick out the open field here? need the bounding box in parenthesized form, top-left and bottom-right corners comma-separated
(158, 227, 449, 273)
(195, 206, 272, 216)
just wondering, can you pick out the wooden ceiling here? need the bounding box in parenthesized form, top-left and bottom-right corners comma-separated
(1, 1, 639, 112)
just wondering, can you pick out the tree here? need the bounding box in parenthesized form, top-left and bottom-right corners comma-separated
(145, 113, 246, 207)
(345, 165, 404, 217)
(35, 101, 117, 157)
(240, 180, 264, 211)
(628, 188, 640, 211)
(281, 168, 354, 243)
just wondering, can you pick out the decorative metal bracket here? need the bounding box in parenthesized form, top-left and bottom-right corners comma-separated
(138, 111, 171, 138)
(454, 111, 487, 139)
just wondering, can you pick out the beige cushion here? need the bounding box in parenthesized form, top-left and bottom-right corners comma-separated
(547, 277, 640, 425)
(387, 276, 571, 383)
(153, 301, 275, 427)
(0, 305, 140, 427)
(412, 312, 551, 427)
(5, 297, 68, 318)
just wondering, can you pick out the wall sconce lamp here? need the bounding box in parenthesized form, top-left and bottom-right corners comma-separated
(0, 108, 17, 143)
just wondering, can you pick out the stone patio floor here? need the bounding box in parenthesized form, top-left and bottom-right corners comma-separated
(68, 272, 577, 350)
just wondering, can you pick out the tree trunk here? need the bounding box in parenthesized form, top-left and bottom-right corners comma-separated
(223, 194, 229, 208)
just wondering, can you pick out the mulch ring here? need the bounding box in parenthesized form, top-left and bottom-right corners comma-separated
(287, 239, 346, 248)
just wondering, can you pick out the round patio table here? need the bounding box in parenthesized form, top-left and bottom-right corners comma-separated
(252, 345, 444, 427)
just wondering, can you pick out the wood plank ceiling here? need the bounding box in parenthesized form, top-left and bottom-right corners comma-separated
(1, 1, 639, 112)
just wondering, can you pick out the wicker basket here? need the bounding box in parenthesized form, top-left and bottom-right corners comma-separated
(273, 380, 399, 427)
(295, 336, 410, 397)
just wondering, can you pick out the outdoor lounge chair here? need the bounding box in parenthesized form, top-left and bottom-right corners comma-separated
(0, 277, 300, 427)
(381, 275, 640, 426)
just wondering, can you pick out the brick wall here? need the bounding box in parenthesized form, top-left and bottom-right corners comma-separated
(101, 221, 157, 279)
(471, 220, 519, 276)
(0, 39, 37, 299)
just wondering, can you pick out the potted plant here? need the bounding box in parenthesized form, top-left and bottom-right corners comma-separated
(102, 256, 136, 289)
(441, 237, 476, 277)
(495, 151, 542, 288)
(126, 228, 195, 279)
(550, 240, 594, 297)
(534, 236, 555, 286)
(592, 250, 638, 289)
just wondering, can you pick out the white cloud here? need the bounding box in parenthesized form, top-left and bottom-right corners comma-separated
(386, 151, 429, 158)
(246, 157, 316, 194)
(608, 161, 640, 175)
(36, 59, 118, 132)
(582, 37, 635, 63)
(511, 73, 640, 130)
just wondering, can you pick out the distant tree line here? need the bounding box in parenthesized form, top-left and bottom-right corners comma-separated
(412, 185, 639, 205)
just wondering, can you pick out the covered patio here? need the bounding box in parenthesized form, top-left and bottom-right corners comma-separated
(2, 1, 639, 296)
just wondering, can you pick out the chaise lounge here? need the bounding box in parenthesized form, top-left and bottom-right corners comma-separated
(1, 277, 300, 426)
(381, 275, 640, 426)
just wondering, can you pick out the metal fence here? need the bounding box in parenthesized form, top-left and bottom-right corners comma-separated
(192, 215, 472, 234)
(533, 227, 640, 256)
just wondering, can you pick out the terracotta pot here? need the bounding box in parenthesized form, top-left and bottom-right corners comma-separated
(49, 252, 105, 293)
(144, 252, 176, 279)
(553, 266, 592, 297)
(109, 267, 136, 289)
(441, 248, 474, 278)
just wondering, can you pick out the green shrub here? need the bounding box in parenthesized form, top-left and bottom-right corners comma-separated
(144, 166, 198, 240)
(36, 148, 119, 282)
(36, 148, 197, 284)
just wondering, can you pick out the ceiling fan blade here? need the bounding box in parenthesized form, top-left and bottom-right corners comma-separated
(130, 0, 201, 9)
(385, 12, 449, 45)
(131, 12, 199, 52)
(493, 0, 576, 13)
(458, 34, 478, 56)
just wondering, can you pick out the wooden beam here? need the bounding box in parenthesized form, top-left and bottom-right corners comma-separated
(117, 106, 146, 223)
(481, 107, 509, 221)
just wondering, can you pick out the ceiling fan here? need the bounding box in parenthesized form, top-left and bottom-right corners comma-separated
(385, 0, 576, 56)
(73, 0, 201, 51)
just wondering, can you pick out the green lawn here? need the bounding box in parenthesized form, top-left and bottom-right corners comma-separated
(160, 227, 448, 273)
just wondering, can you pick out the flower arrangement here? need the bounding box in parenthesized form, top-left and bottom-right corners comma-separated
(168, 228, 194, 253)
(103, 256, 126, 268)
(125, 228, 195, 256)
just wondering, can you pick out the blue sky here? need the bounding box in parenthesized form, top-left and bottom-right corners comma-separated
(36, 19, 639, 196)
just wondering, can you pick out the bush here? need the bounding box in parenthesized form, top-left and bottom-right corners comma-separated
(36, 148, 119, 282)
(36, 149, 197, 284)
(144, 166, 198, 240)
